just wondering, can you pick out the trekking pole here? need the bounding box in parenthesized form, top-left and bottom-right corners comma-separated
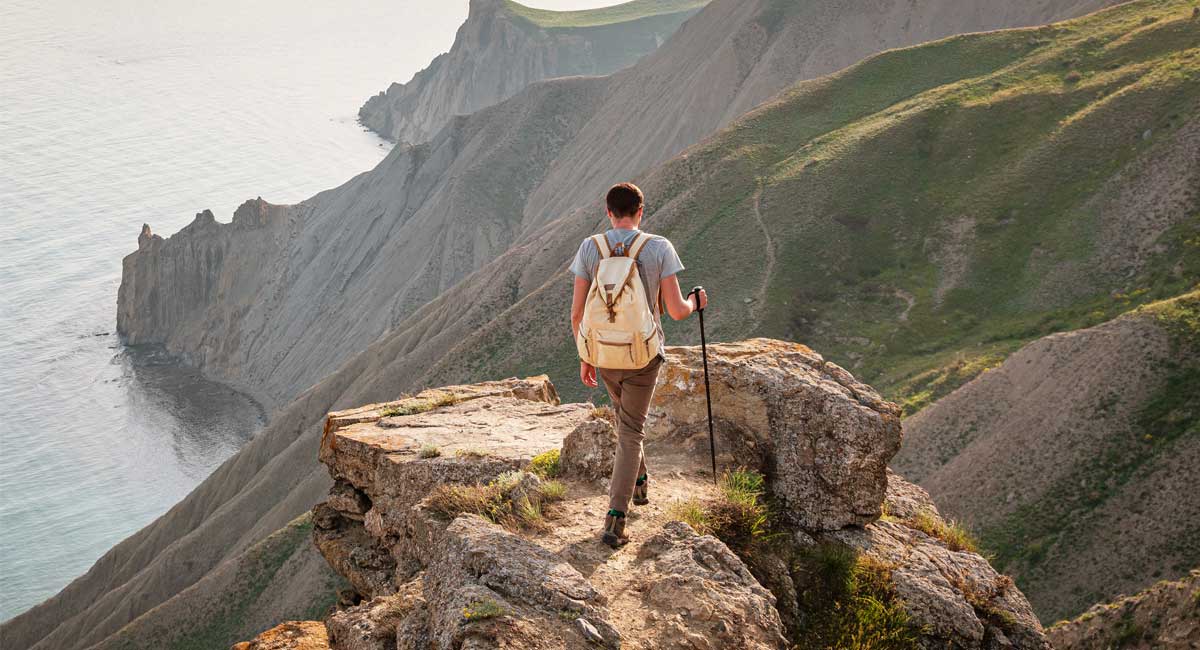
(688, 286, 717, 484)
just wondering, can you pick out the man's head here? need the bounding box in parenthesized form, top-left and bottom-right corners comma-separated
(606, 182, 644, 226)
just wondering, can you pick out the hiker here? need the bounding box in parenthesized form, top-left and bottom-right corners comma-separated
(569, 182, 708, 548)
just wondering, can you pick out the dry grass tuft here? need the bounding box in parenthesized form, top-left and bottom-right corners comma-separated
(905, 508, 980, 553)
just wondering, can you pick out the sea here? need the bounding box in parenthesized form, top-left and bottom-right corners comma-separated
(0, 0, 484, 621)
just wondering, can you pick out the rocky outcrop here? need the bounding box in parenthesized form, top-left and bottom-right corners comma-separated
(829, 517, 1049, 649)
(651, 339, 902, 530)
(419, 515, 621, 649)
(359, 0, 706, 144)
(1048, 569, 1200, 650)
(232, 621, 330, 650)
(292, 342, 1048, 649)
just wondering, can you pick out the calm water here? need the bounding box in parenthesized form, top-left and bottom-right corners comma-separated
(0, 0, 474, 621)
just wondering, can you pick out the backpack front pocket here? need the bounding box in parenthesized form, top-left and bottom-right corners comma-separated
(592, 328, 644, 369)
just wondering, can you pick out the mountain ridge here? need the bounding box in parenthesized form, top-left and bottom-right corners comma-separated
(357, 0, 706, 144)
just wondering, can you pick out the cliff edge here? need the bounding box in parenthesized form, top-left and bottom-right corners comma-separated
(235, 339, 1050, 649)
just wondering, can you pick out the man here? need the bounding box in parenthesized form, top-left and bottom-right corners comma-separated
(569, 182, 708, 548)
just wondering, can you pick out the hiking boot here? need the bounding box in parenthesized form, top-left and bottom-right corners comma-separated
(632, 475, 649, 506)
(601, 510, 629, 548)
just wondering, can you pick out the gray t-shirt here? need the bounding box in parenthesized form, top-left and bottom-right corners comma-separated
(570, 228, 685, 345)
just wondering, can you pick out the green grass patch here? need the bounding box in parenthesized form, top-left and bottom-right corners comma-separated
(666, 498, 713, 533)
(792, 544, 923, 650)
(539, 479, 568, 502)
(665, 468, 773, 551)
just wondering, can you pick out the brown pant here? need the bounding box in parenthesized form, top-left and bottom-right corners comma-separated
(599, 355, 663, 513)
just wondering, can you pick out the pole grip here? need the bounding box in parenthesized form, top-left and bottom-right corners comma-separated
(688, 285, 705, 312)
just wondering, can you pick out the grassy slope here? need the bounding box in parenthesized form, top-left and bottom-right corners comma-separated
(503, 0, 709, 29)
(639, 0, 1197, 408)
(499, 0, 1198, 409)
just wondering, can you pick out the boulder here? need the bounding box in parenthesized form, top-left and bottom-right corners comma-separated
(884, 468, 941, 520)
(633, 521, 788, 650)
(413, 514, 621, 650)
(651, 339, 902, 530)
(560, 415, 617, 481)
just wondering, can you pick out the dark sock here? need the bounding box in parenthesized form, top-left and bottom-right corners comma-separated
(607, 509, 625, 518)
(635, 475, 647, 486)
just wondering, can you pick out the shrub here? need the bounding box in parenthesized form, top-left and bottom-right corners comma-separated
(1065, 70, 1082, 83)
(514, 496, 547, 531)
(711, 468, 772, 549)
(427, 483, 505, 522)
(905, 508, 980, 553)
(417, 444, 441, 459)
(454, 448, 488, 459)
(529, 448, 562, 478)
(462, 598, 506, 621)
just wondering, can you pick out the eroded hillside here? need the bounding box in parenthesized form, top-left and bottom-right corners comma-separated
(895, 292, 1200, 622)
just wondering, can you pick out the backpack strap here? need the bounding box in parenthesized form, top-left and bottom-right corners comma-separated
(591, 234, 611, 260)
(628, 232, 651, 261)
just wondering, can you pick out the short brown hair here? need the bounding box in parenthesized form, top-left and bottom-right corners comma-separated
(606, 183, 644, 218)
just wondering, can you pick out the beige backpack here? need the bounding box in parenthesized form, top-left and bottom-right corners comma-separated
(576, 232, 662, 370)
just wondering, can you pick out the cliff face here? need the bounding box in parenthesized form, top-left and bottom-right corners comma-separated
(358, 0, 708, 144)
(894, 293, 1200, 623)
(116, 74, 608, 408)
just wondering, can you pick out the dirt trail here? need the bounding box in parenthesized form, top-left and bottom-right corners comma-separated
(749, 184, 776, 327)
(526, 442, 719, 649)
